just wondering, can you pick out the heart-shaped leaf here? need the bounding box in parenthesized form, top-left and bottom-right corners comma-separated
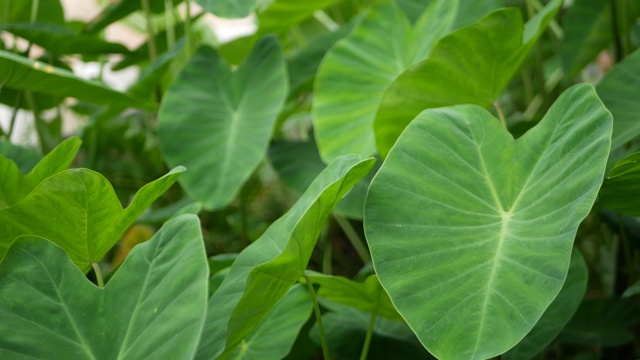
(373, 0, 561, 157)
(364, 84, 611, 359)
(313, 0, 457, 162)
(0, 167, 184, 271)
(0, 136, 80, 209)
(196, 155, 375, 359)
(158, 36, 287, 210)
(503, 249, 588, 360)
(0, 214, 208, 359)
(229, 285, 312, 360)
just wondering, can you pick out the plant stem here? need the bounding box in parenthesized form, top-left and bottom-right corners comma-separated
(30, 0, 40, 22)
(92, 262, 105, 288)
(359, 312, 376, 360)
(610, 0, 625, 62)
(7, 91, 23, 139)
(334, 214, 371, 264)
(184, 1, 192, 58)
(493, 101, 507, 129)
(140, 0, 158, 62)
(164, 0, 176, 49)
(304, 274, 331, 360)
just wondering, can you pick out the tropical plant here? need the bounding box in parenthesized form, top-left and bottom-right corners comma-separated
(0, 0, 639, 359)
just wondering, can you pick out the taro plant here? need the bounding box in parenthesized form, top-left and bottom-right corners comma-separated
(0, 0, 639, 359)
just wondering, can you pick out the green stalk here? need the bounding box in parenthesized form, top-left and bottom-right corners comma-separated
(610, 0, 625, 62)
(359, 312, 376, 360)
(305, 274, 331, 360)
(164, 0, 176, 49)
(184, 1, 193, 58)
(493, 101, 507, 129)
(92, 262, 105, 288)
(30, 0, 40, 22)
(7, 91, 23, 139)
(334, 214, 371, 264)
(140, 0, 158, 62)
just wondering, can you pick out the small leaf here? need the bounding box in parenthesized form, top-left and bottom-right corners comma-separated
(503, 249, 588, 360)
(0, 50, 153, 109)
(313, 0, 457, 162)
(0, 215, 208, 359)
(229, 285, 312, 360)
(0, 137, 81, 209)
(158, 36, 287, 210)
(373, 0, 562, 157)
(364, 84, 611, 359)
(196, 155, 375, 359)
(0, 167, 184, 271)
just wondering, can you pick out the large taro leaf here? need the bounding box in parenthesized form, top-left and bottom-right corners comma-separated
(0, 50, 153, 109)
(228, 285, 312, 360)
(596, 49, 640, 152)
(195, 155, 375, 359)
(364, 84, 611, 360)
(313, 0, 457, 162)
(158, 36, 287, 211)
(373, 0, 562, 157)
(0, 23, 130, 55)
(503, 249, 588, 360)
(599, 152, 640, 216)
(0, 215, 208, 359)
(0, 167, 184, 271)
(196, 0, 257, 18)
(0, 137, 80, 209)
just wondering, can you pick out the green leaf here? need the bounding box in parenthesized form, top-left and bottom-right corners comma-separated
(0, 141, 41, 173)
(600, 152, 640, 216)
(561, 0, 612, 79)
(258, 0, 344, 34)
(158, 36, 287, 210)
(1, 0, 64, 25)
(0, 167, 184, 271)
(84, 0, 183, 33)
(0, 137, 81, 209)
(373, 0, 562, 157)
(313, 0, 457, 162)
(364, 84, 611, 359)
(196, 0, 257, 18)
(596, 48, 640, 152)
(305, 272, 402, 321)
(397, 0, 503, 29)
(623, 280, 640, 297)
(0, 23, 130, 55)
(196, 155, 375, 359)
(559, 297, 640, 347)
(0, 50, 153, 109)
(503, 249, 588, 360)
(229, 285, 312, 360)
(0, 214, 208, 359)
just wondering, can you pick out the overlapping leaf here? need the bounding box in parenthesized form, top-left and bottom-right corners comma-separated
(373, 0, 562, 157)
(0, 167, 184, 271)
(196, 0, 257, 18)
(364, 84, 611, 359)
(599, 152, 640, 215)
(313, 0, 457, 162)
(196, 155, 375, 359)
(0, 215, 208, 359)
(158, 36, 287, 210)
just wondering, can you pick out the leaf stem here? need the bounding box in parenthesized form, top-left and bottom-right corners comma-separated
(140, 0, 158, 62)
(610, 0, 625, 62)
(304, 274, 331, 360)
(493, 101, 507, 129)
(30, 0, 40, 22)
(184, 1, 192, 58)
(7, 91, 23, 139)
(334, 214, 371, 264)
(164, 0, 176, 49)
(360, 313, 376, 360)
(92, 262, 105, 288)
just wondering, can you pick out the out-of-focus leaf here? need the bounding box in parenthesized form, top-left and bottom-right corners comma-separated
(0, 167, 184, 272)
(600, 152, 640, 216)
(111, 224, 155, 268)
(196, 0, 257, 18)
(158, 36, 287, 210)
(0, 215, 208, 359)
(195, 155, 375, 359)
(84, 0, 183, 33)
(0, 137, 80, 209)
(0, 141, 41, 174)
(1, 0, 64, 25)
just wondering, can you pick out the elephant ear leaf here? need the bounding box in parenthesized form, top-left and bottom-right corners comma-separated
(364, 84, 611, 359)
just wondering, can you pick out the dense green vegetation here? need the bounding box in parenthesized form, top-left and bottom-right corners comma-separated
(0, 0, 639, 359)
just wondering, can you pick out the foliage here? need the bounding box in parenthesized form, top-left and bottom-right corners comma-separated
(1, 0, 639, 359)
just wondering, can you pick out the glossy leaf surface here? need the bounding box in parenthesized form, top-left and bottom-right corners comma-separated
(158, 36, 287, 210)
(196, 155, 375, 359)
(503, 249, 588, 360)
(0, 137, 80, 209)
(0, 50, 152, 109)
(313, 0, 457, 162)
(229, 285, 312, 360)
(596, 49, 640, 152)
(0, 215, 208, 359)
(373, 0, 561, 157)
(364, 84, 611, 359)
(0, 167, 184, 271)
